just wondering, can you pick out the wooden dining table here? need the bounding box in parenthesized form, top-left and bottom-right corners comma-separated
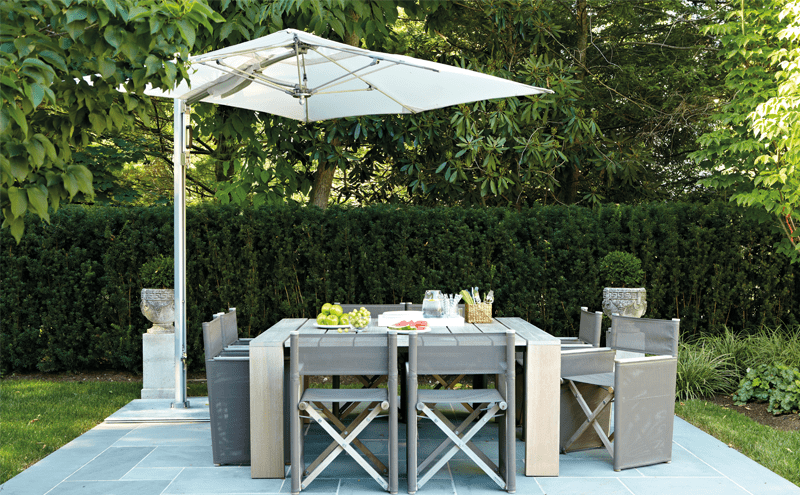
(248, 316, 560, 479)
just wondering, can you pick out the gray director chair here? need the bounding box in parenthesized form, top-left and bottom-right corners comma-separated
(405, 302, 476, 412)
(559, 307, 603, 348)
(560, 314, 680, 471)
(202, 308, 251, 465)
(332, 304, 405, 418)
(290, 331, 399, 495)
(407, 332, 516, 493)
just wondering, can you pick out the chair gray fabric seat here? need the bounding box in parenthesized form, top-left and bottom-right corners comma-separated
(417, 388, 505, 405)
(562, 372, 614, 388)
(224, 344, 250, 352)
(300, 387, 388, 403)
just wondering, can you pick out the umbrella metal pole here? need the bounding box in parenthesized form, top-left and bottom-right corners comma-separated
(172, 99, 189, 408)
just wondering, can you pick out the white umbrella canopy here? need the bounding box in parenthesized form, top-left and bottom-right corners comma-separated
(147, 28, 552, 121)
(158, 29, 551, 408)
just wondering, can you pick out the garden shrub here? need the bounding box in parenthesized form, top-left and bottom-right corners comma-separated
(733, 364, 800, 415)
(1, 202, 798, 374)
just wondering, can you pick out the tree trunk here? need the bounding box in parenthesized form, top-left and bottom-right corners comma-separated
(576, 0, 588, 79)
(558, 0, 589, 205)
(307, 15, 360, 209)
(309, 166, 335, 208)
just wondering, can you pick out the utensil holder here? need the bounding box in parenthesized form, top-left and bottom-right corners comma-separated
(465, 303, 492, 323)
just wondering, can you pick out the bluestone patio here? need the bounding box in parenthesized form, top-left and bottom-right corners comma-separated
(2, 397, 797, 495)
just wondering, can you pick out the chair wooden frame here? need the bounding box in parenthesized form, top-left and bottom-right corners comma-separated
(407, 332, 516, 494)
(290, 331, 399, 495)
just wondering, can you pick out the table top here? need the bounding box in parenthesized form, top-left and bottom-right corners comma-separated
(250, 316, 559, 348)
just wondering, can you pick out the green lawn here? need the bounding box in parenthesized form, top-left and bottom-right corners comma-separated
(675, 399, 800, 486)
(0, 378, 207, 484)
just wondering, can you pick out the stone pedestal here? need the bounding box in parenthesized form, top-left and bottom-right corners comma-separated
(142, 333, 175, 399)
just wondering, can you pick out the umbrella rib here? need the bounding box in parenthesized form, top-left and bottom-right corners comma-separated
(215, 59, 296, 89)
(184, 54, 299, 104)
(191, 42, 296, 63)
(311, 62, 400, 94)
(308, 47, 419, 115)
(307, 60, 380, 94)
(197, 62, 293, 95)
(304, 43, 441, 74)
(314, 88, 375, 96)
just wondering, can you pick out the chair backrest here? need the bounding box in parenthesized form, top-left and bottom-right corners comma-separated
(220, 308, 238, 346)
(578, 307, 603, 347)
(410, 332, 515, 375)
(338, 303, 407, 314)
(561, 347, 616, 377)
(608, 314, 680, 357)
(291, 332, 397, 376)
(202, 314, 224, 361)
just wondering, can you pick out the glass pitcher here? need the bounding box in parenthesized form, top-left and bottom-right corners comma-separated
(422, 290, 444, 318)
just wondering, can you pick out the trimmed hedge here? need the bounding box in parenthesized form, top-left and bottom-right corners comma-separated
(1, 202, 797, 374)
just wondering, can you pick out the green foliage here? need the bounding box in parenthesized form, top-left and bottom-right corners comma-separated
(676, 341, 737, 401)
(733, 364, 800, 415)
(139, 255, 173, 288)
(694, 327, 754, 378)
(2, 202, 798, 374)
(678, 325, 800, 402)
(129, 0, 727, 213)
(0, 0, 225, 242)
(598, 251, 644, 287)
(692, 0, 800, 262)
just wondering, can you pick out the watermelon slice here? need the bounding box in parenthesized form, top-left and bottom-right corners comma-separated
(389, 320, 428, 330)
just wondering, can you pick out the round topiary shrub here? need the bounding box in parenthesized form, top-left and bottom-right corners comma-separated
(599, 251, 644, 288)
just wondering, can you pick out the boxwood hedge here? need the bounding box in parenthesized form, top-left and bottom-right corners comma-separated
(2, 202, 797, 373)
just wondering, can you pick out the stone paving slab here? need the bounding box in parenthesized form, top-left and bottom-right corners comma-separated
(105, 398, 211, 423)
(2, 400, 798, 495)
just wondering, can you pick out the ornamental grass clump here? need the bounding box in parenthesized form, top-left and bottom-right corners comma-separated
(676, 341, 737, 401)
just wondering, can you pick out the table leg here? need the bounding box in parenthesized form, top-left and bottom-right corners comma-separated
(332, 375, 341, 417)
(250, 345, 286, 478)
(399, 353, 408, 423)
(524, 342, 560, 476)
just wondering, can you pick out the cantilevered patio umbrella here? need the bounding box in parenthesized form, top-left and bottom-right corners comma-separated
(147, 28, 552, 407)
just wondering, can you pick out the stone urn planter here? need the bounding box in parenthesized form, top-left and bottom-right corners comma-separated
(602, 287, 647, 318)
(599, 251, 647, 318)
(140, 288, 175, 334)
(139, 255, 175, 334)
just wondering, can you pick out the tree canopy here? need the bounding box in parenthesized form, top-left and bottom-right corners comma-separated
(691, 0, 800, 261)
(2, 0, 797, 261)
(1, 0, 224, 241)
